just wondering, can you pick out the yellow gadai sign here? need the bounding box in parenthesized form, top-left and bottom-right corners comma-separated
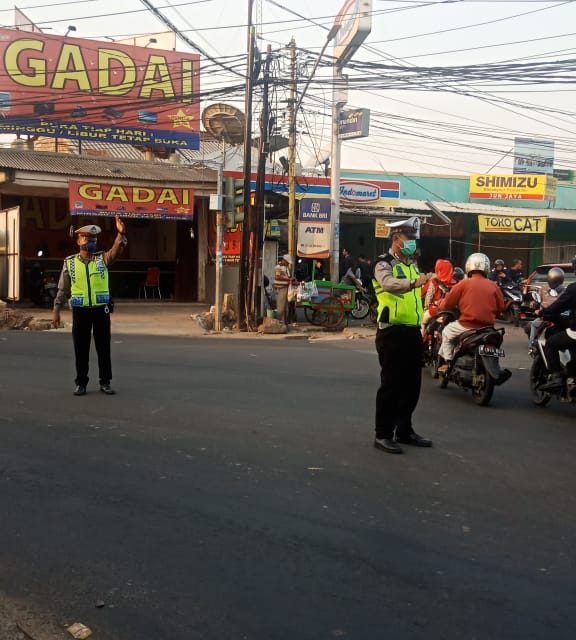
(478, 215, 548, 234)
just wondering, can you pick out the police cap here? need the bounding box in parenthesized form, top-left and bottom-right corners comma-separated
(386, 216, 421, 239)
(75, 225, 102, 236)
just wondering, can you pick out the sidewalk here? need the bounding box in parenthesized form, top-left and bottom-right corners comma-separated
(28, 302, 377, 341)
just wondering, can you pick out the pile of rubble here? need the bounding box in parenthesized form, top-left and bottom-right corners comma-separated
(0, 301, 53, 331)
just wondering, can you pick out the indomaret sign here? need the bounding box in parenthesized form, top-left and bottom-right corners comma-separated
(69, 181, 194, 220)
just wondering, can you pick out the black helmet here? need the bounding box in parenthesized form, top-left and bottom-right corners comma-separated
(547, 267, 565, 289)
(453, 267, 465, 281)
(494, 259, 505, 268)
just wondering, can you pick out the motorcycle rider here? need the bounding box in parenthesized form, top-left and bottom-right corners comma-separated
(506, 259, 524, 285)
(437, 253, 506, 373)
(421, 258, 455, 335)
(453, 267, 465, 282)
(538, 257, 576, 391)
(528, 267, 566, 347)
(489, 259, 512, 284)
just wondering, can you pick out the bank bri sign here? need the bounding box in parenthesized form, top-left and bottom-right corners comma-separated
(0, 27, 200, 149)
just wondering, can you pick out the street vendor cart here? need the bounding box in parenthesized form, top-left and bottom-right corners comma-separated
(297, 280, 357, 329)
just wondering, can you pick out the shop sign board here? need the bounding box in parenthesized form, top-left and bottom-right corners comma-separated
(340, 179, 399, 207)
(338, 108, 370, 140)
(0, 27, 200, 149)
(223, 225, 241, 264)
(478, 214, 547, 234)
(374, 219, 389, 238)
(469, 174, 557, 201)
(334, 0, 372, 67)
(513, 137, 554, 175)
(297, 197, 331, 259)
(69, 181, 194, 220)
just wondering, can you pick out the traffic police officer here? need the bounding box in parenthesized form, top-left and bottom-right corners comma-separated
(372, 217, 433, 454)
(53, 217, 127, 396)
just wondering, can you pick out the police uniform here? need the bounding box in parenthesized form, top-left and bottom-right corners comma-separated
(372, 217, 431, 450)
(53, 224, 126, 395)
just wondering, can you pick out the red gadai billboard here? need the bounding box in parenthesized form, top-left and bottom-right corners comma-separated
(0, 28, 200, 148)
(69, 181, 194, 220)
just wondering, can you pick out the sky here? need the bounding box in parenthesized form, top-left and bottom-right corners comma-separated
(1, 0, 576, 175)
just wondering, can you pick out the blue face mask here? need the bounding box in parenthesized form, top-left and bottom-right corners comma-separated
(81, 240, 97, 253)
(401, 239, 417, 256)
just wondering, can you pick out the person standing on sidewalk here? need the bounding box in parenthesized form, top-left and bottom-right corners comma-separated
(52, 217, 127, 396)
(372, 217, 433, 454)
(274, 254, 293, 324)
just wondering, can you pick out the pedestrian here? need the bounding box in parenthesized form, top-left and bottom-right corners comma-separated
(274, 253, 293, 323)
(372, 217, 434, 454)
(339, 247, 355, 281)
(52, 217, 127, 396)
(358, 255, 373, 292)
(437, 253, 505, 372)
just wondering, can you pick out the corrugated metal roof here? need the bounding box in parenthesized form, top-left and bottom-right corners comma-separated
(397, 199, 576, 221)
(0, 148, 217, 183)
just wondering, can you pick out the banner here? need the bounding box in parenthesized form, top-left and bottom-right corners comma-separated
(69, 181, 194, 220)
(513, 138, 554, 175)
(478, 214, 547, 234)
(374, 219, 389, 238)
(0, 28, 200, 149)
(297, 197, 331, 259)
(338, 108, 370, 140)
(470, 174, 556, 201)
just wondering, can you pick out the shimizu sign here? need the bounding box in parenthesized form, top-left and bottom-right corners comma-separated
(478, 215, 548, 234)
(470, 174, 557, 201)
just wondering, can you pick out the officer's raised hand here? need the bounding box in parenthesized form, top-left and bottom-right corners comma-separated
(116, 216, 126, 235)
(52, 308, 61, 329)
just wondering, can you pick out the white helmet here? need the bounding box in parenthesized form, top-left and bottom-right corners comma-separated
(465, 252, 490, 277)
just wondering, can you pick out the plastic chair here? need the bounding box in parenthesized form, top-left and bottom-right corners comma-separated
(139, 267, 162, 299)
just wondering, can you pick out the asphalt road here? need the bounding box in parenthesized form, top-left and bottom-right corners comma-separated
(0, 328, 575, 640)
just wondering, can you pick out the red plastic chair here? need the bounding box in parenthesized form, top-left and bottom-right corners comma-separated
(139, 267, 161, 299)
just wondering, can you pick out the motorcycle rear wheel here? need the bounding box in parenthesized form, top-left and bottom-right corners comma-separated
(530, 355, 551, 407)
(471, 365, 495, 406)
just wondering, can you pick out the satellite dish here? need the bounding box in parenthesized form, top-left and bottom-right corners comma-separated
(202, 103, 245, 146)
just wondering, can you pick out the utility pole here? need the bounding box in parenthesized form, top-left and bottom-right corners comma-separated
(251, 45, 273, 322)
(214, 150, 225, 332)
(238, 0, 256, 329)
(287, 38, 297, 265)
(329, 68, 347, 282)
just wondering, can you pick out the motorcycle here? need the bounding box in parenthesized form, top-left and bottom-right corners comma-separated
(518, 289, 541, 323)
(350, 287, 377, 321)
(529, 321, 576, 406)
(423, 309, 456, 379)
(437, 321, 512, 406)
(498, 282, 523, 326)
(29, 265, 57, 308)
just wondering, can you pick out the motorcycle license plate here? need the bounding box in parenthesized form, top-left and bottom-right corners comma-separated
(479, 345, 505, 357)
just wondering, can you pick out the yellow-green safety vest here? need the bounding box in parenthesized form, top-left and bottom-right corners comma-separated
(372, 260, 423, 326)
(66, 254, 110, 308)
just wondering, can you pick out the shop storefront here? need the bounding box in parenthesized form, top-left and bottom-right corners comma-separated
(0, 149, 216, 302)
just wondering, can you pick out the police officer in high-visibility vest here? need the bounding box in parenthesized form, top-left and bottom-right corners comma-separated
(372, 217, 434, 454)
(52, 217, 127, 396)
